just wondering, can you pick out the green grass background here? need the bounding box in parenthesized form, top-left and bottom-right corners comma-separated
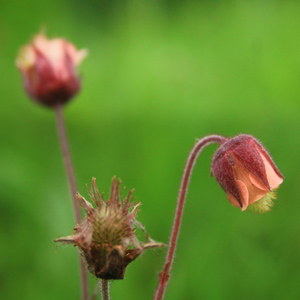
(1, 0, 299, 299)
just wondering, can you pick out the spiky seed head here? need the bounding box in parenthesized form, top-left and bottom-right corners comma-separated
(54, 177, 165, 279)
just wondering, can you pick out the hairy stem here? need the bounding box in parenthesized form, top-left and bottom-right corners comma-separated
(153, 135, 227, 300)
(55, 103, 89, 300)
(100, 280, 110, 300)
(55, 103, 81, 223)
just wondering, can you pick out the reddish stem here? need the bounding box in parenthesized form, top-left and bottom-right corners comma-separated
(55, 103, 89, 300)
(153, 135, 227, 300)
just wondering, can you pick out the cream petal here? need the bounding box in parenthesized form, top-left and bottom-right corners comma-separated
(26, 34, 86, 81)
(32, 34, 48, 50)
(33, 36, 69, 79)
(16, 45, 36, 70)
(76, 49, 88, 64)
(64, 42, 88, 65)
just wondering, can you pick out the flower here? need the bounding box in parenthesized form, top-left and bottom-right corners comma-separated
(16, 33, 87, 107)
(54, 177, 164, 280)
(211, 134, 283, 213)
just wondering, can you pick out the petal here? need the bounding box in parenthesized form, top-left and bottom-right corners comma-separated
(227, 179, 250, 210)
(227, 193, 241, 208)
(259, 153, 283, 189)
(16, 45, 36, 70)
(231, 154, 269, 206)
(236, 180, 249, 211)
(64, 42, 88, 65)
(249, 173, 269, 191)
(34, 35, 64, 64)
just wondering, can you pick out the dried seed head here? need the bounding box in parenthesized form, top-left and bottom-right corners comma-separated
(54, 177, 165, 279)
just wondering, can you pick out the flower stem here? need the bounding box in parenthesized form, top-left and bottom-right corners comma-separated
(55, 103, 81, 223)
(55, 103, 89, 300)
(100, 280, 110, 300)
(153, 135, 227, 300)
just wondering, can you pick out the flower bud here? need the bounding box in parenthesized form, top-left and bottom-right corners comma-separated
(16, 33, 87, 107)
(54, 177, 164, 280)
(211, 134, 283, 213)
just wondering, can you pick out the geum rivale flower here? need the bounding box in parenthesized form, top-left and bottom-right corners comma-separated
(54, 177, 164, 280)
(16, 33, 87, 107)
(211, 134, 283, 213)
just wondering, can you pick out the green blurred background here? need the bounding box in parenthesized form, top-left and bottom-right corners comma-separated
(1, 0, 299, 299)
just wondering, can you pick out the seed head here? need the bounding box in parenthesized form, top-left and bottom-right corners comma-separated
(55, 177, 164, 279)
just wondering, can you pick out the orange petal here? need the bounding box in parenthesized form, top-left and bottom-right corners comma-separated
(227, 193, 240, 208)
(249, 173, 269, 191)
(227, 180, 249, 211)
(260, 154, 283, 189)
(230, 154, 269, 206)
(236, 180, 249, 211)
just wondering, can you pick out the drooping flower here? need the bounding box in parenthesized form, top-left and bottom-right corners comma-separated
(211, 134, 283, 213)
(16, 33, 87, 107)
(54, 177, 164, 280)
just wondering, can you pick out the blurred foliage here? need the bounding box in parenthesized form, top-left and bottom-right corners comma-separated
(1, 0, 300, 299)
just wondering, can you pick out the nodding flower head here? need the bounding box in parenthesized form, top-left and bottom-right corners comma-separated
(16, 33, 87, 107)
(54, 177, 164, 280)
(211, 134, 283, 213)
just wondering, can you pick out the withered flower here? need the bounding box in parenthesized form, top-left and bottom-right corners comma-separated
(16, 33, 87, 107)
(211, 134, 283, 213)
(55, 177, 164, 280)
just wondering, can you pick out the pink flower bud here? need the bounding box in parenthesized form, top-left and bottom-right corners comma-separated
(16, 33, 87, 107)
(211, 134, 283, 212)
